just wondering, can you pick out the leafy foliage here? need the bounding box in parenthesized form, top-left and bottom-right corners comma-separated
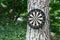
(50, 0, 60, 40)
(0, 0, 60, 40)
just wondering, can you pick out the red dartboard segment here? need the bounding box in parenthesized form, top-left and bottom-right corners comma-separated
(27, 9, 46, 29)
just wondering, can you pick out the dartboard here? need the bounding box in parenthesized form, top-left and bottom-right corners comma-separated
(27, 9, 45, 29)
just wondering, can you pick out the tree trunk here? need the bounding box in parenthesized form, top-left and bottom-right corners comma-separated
(26, 0, 50, 40)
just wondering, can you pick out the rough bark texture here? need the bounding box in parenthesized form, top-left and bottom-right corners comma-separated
(26, 0, 50, 40)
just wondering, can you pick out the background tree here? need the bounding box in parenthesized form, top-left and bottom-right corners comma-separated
(26, 0, 50, 40)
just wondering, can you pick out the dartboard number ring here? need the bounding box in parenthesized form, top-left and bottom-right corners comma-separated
(27, 9, 45, 29)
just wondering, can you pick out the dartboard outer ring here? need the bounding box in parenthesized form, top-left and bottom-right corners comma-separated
(27, 9, 46, 29)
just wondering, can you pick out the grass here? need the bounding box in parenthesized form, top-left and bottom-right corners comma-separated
(0, 21, 26, 40)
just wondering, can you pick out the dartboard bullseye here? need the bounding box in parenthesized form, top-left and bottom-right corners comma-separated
(27, 9, 45, 29)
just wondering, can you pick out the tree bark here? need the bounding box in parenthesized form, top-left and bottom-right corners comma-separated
(26, 0, 50, 40)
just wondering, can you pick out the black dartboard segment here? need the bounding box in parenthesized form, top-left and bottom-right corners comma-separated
(27, 9, 45, 29)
